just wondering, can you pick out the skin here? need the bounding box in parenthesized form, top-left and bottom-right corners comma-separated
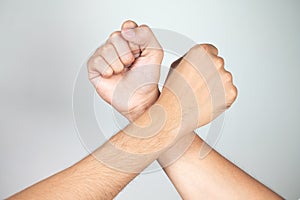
(8, 21, 282, 200)
(87, 20, 163, 121)
(89, 20, 282, 199)
(8, 38, 214, 199)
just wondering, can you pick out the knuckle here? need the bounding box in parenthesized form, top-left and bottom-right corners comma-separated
(96, 46, 103, 54)
(189, 44, 205, 56)
(216, 57, 224, 68)
(87, 58, 93, 71)
(199, 44, 210, 51)
(87, 57, 94, 67)
(87, 56, 104, 74)
(88, 56, 101, 66)
(192, 44, 215, 54)
(192, 44, 204, 51)
(139, 24, 152, 35)
(124, 19, 134, 24)
(200, 43, 218, 54)
(123, 20, 137, 27)
(226, 85, 238, 108)
(139, 24, 150, 29)
(109, 31, 121, 39)
(100, 44, 114, 54)
(230, 85, 238, 100)
(225, 71, 233, 82)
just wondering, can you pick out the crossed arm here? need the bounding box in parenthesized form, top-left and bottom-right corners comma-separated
(9, 21, 282, 200)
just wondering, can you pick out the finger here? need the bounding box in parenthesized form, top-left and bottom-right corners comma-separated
(108, 31, 135, 67)
(98, 43, 124, 74)
(210, 55, 224, 70)
(221, 69, 233, 83)
(209, 68, 231, 89)
(225, 85, 238, 107)
(218, 69, 237, 107)
(87, 55, 113, 78)
(121, 20, 141, 58)
(121, 25, 163, 58)
(121, 20, 138, 29)
(200, 44, 218, 55)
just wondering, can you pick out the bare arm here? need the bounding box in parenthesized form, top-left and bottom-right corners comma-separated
(9, 152, 133, 199)
(156, 45, 282, 199)
(86, 20, 281, 199)
(9, 102, 181, 199)
(158, 133, 283, 199)
(10, 21, 281, 200)
(7, 41, 200, 199)
(9, 42, 235, 200)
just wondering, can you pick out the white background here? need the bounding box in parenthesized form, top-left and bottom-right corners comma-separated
(0, 0, 299, 199)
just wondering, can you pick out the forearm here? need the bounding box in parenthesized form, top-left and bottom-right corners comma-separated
(158, 132, 283, 199)
(9, 102, 181, 200)
(9, 154, 134, 200)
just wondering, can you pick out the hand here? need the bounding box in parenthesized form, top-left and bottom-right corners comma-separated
(87, 20, 163, 121)
(157, 44, 237, 133)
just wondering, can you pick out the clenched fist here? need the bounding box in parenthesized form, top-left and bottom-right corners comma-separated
(87, 20, 163, 121)
(157, 44, 237, 133)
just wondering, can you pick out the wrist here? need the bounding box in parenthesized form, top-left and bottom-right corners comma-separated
(154, 88, 183, 133)
(110, 100, 181, 154)
(124, 88, 160, 122)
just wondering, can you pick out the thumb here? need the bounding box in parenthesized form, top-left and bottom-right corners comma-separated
(121, 25, 162, 55)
